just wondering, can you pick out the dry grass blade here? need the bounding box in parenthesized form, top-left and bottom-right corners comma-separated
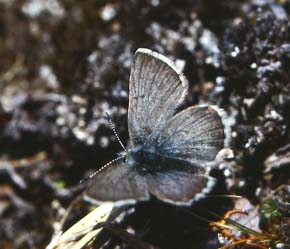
(46, 202, 114, 249)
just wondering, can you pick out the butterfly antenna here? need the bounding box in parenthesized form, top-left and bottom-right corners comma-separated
(105, 112, 127, 152)
(80, 155, 125, 183)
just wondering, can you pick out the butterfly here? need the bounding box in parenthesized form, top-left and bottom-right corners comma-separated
(84, 48, 225, 206)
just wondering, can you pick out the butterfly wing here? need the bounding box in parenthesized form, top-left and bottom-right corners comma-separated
(84, 163, 149, 205)
(128, 48, 188, 145)
(157, 106, 224, 162)
(145, 169, 216, 205)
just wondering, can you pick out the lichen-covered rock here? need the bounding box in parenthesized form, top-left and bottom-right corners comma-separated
(217, 8, 290, 193)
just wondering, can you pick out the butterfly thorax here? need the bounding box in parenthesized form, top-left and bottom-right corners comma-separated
(127, 145, 164, 175)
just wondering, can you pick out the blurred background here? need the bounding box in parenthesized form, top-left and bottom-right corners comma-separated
(0, 0, 290, 249)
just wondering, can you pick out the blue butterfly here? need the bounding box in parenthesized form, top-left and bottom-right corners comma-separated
(84, 48, 225, 206)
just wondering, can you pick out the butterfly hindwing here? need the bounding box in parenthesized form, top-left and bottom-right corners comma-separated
(84, 163, 149, 205)
(128, 48, 188, 145)
(145, 170, 216, 205)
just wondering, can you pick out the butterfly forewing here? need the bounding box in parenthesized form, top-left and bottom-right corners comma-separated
(128, 48, 188, 145)
(157, 106, 224, 162)
(84, 163, 149, 205)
